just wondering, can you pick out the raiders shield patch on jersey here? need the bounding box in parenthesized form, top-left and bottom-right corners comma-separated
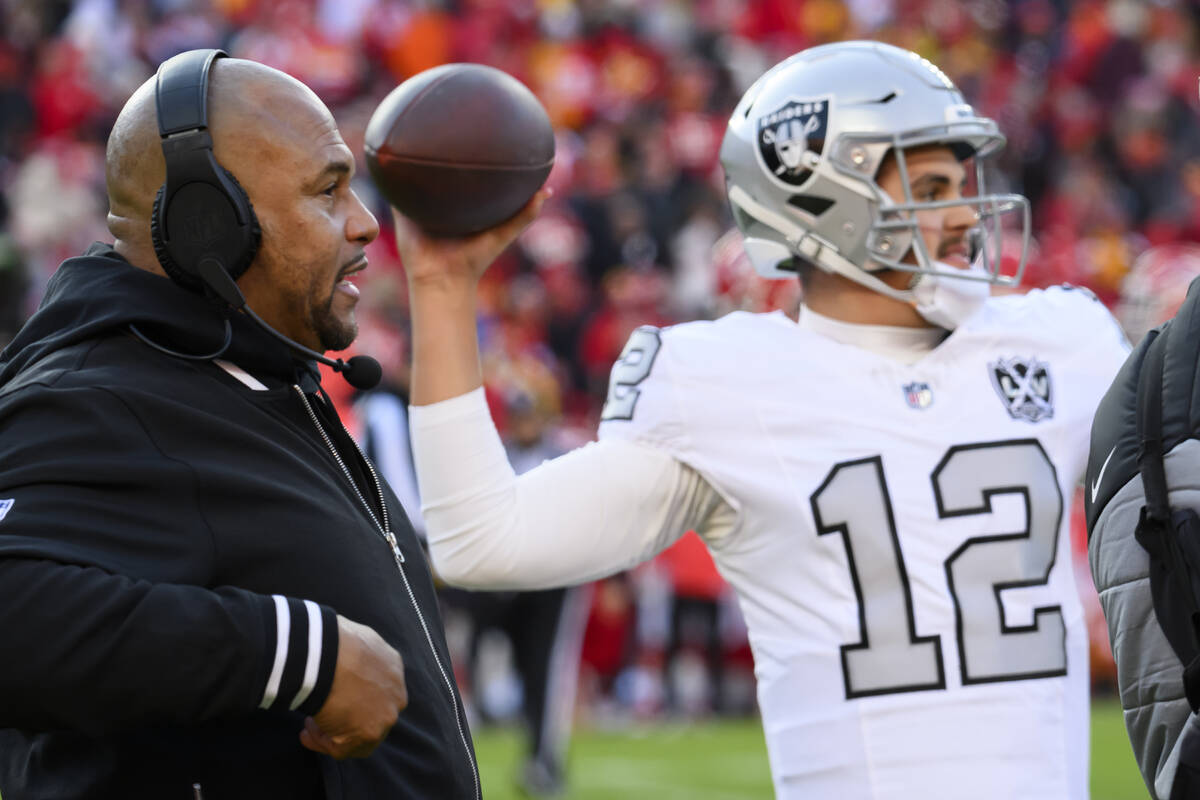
(989, 357, 1053, 423)
(757, 97, 829, 187)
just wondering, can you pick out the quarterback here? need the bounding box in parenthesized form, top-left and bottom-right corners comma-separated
(397, 42, 1129, 799)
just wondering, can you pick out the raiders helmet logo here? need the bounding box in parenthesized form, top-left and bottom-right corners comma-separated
(989, 357, 1054, 423)
(757, 97, 829, 188)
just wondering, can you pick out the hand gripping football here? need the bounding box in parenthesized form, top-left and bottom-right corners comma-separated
(364, 63, 555, 236)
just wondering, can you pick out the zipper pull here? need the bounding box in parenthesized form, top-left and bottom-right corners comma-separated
(384, 530, 405, 565)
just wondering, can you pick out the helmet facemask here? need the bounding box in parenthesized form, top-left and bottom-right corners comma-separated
(856, 125, 1031, 291)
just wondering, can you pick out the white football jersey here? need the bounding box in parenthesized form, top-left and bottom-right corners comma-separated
(598, 287, 1129, 800)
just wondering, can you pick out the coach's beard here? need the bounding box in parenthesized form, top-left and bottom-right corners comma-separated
(313, 294, 358, 353)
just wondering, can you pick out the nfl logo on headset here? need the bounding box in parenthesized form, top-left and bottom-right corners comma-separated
(756, 97, 829, 188)
(0, 499, 12, 523)
(185, 213, 223, 247)
(903, 382, 933, 410)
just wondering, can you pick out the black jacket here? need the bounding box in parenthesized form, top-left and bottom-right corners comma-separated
(0, 244, 479, 800)
(1085, 277, 1200, 799)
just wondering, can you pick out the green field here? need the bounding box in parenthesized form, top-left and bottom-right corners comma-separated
(0, 700, 1146, 798)
(1091, 699, 1148, 800)
(474, 698, 1148, 799)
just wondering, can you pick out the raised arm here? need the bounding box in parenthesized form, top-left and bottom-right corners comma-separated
(396, 197, 734, 589)
(396, 193, 550, 406)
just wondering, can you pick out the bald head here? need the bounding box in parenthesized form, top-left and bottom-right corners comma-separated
(105, 58, 338, 274)
(104, 54, 378, 353)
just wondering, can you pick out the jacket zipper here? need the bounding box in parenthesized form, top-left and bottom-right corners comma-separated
(294, 387, 480, 799)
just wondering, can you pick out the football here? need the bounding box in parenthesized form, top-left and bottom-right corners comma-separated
(363, 63, 555, 237)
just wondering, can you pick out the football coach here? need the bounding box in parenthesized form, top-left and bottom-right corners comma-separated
(0, 50, 535, 799)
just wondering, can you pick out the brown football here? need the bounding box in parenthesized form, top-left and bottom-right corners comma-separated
(363, 63, 555, 236)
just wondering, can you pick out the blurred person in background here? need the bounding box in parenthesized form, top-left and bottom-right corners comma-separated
(354, 310, 426, 539)
(0, 194, 29, 350)
(1113, 243, 1200, 346)
(658, 530, 729, 717)
(398, 41, 1130, 799)
(458, 389, 589, 799)
(355, 345, 590, 798)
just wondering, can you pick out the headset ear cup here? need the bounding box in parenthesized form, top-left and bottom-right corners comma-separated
(151, 183, 205, 293)
(219, 168, 261, 281)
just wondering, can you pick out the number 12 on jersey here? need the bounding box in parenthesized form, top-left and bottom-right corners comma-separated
(810, 439, 1067, 699)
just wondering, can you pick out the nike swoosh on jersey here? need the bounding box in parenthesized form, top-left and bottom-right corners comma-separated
(1091, 446, 1118, 503)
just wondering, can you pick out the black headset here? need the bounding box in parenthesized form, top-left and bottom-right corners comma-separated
(151, 48, 259, 304)
(144, 48, 380, 389)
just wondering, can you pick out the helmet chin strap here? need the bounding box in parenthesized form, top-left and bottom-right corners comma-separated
(909, 262, 992, 329)
(729, 185, 913, 303)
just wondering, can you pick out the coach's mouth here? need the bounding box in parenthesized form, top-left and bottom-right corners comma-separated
(336, 256, 368, 298)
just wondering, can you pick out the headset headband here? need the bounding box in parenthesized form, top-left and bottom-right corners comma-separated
(156, 48, 224, 137)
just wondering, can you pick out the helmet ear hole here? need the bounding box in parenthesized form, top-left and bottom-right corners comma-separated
(788, 195, 835, 217)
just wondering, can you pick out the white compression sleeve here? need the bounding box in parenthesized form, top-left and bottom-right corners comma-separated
(408, 387, 728, 590)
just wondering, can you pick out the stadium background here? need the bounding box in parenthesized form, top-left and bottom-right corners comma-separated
(2, 0, 1197, 797)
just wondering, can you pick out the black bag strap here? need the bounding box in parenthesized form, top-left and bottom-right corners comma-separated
(1139, 328, 1171, 523)
(1134, 326, 1200, 688)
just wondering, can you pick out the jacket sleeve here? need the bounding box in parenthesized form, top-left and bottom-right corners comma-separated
(0, 384, 338, 734)
(1089, 440, 1200, 799)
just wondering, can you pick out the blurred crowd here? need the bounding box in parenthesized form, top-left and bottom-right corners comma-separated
(5, 0, 1200, 418)
(2, 0, 1200, 716)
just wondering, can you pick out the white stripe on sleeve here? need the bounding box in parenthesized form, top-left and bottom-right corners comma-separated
(259, 594, 291, 709)
(289, 600, 323, 710)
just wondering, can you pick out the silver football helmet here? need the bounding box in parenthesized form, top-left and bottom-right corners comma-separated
(720, 41, 1030, 305)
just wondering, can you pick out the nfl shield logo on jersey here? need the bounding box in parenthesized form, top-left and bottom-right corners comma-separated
(0, 499, 12, 523)
(757, 97, 829, 188)
(989, 356, 1054, 422)
(903, 381, 933, 409)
